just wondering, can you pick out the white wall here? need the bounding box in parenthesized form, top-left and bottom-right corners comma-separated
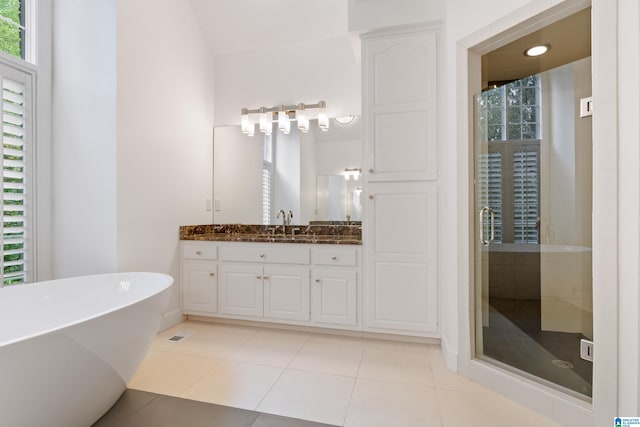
(348, 0, 443, 32)
(213, 35, 360, 127)
(51, 0, 117, 278)
(117, 0, 214, 328)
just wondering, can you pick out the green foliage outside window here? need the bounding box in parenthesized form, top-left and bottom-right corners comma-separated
(0, 0, 24, 59)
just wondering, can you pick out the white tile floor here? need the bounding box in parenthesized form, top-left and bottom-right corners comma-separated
(129, 320, 560, 427)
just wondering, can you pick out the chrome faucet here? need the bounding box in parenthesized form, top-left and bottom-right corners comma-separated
(287, 210, 293, 226)
(276, 209, 286, 227)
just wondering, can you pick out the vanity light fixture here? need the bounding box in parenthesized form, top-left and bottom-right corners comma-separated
(524, 44, 551, 57)
(344, 167, 361, 181)
(240, 101, 328, 136)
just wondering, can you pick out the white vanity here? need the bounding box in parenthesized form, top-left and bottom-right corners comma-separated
(181, 235, 361, 332)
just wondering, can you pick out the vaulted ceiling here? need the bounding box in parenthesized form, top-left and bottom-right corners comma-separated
(187, 0, 350, 55)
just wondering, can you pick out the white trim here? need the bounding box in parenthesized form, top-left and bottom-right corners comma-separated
(33, 0, 51, 282)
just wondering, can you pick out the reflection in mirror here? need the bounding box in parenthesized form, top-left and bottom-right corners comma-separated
(213, 117, 361, 225)
(316, 175, 362, 223)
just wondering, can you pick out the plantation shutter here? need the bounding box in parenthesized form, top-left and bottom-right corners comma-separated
(262, 134, 273, 225)
(1, 65, 32, 286)
(477, 151, 503, 243)
(513, 149, 540, 243)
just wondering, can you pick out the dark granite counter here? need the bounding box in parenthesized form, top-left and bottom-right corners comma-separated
(179, 224, 362, 245)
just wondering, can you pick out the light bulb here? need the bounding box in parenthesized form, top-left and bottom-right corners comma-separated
(247, 123, 255, 137)
(241, 108, 250, 134)
(259, 108, 271, 135)
(317, 100, 329, 131)
(278, 108, 290, 135)
(297, 104, 309, 133)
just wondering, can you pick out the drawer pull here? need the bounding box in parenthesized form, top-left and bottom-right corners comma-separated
(195, 250, 202, 255)
(209, 272, 215, 277)
(259, 253, 265, 258)
(257, 275, 262, 279)
(331, 256, 337, 260)
(315, 279, 320, 283)
(263, 275, 270, 280)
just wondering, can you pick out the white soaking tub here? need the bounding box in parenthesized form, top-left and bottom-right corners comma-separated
(0, 272, 173, 427)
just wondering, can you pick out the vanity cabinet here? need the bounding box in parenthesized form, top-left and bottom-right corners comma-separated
(218, 244, 311, 322)
(219, 263, 310, 321)
(181, 241, 361, 331)
(181, 242, 218, 315)
(361, 25, 440, 337)
(311, 247, 359, 327)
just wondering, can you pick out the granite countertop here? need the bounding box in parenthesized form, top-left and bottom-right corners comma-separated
(180, 224, 362, 245)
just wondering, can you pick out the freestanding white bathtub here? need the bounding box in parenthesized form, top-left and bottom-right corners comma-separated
(0, 272, 173, 427)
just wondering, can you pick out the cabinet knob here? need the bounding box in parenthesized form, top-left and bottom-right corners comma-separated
(263, 275, 270, 280)
(315, 279, 320, 283)
(195, 250, 202, 255)
(369, 168, 374, 173)
(368, 194, 374, 200)
(331, 255, 337, 260)
(257, 275, 262, 279)
(259, 253, 265, 258)
(209, 272, 215, 277)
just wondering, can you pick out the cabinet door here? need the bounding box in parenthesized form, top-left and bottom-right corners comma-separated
(264, 266, 310, 321)
(364, 181, 438, 333)
(182, 261, 217, 314)
(311, 269, 357, 326)
(363, 29, 437, 182)
(219, 263, 263, 317)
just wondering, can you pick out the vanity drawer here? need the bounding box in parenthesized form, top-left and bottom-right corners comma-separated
(312, 248, 358, 267)
(220, 244, 309, 264)
(182, 242, 218, 260)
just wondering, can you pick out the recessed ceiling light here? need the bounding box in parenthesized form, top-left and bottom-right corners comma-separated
(524, 44, 551, 57)
(334, 115, 356, 125)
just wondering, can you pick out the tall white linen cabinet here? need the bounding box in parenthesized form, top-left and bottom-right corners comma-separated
(361, 25, 439, 337)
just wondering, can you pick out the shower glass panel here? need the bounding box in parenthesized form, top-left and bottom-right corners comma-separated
(474, 57, 593, 399)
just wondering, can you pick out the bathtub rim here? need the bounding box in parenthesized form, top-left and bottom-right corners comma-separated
(0, 271, 173, 348)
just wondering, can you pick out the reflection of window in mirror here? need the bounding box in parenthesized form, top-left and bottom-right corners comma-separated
(262, 134, 273, 225)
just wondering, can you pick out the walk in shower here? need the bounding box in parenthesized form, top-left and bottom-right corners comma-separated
(474, 55, 593, 398)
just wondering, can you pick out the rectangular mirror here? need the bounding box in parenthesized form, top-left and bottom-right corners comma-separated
(213, 117, 361, 225)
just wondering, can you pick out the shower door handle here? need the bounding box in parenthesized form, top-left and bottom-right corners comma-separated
(479, 207, 495, 246)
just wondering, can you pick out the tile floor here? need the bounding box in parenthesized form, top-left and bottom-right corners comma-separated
(93, 389, 336, 427)
(128, 320, 560, 427)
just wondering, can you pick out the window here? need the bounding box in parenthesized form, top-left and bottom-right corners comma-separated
(262, 134, 273, 225)
(1, 63, 32, 285)
(0, 0, 36, 286)
(478, 76, 541, 244)
(0, 0, 26, 60)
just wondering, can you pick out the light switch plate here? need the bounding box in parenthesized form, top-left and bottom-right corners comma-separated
(580, 339, 594, 362)
(580, 96, 593, 117)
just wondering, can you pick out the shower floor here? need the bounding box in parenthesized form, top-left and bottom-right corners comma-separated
(482, 297, 592, 398)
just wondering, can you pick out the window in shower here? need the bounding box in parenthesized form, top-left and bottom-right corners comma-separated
(477, 76, 540, 245)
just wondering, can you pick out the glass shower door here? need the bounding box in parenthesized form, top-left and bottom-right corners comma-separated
(474, 57, 593, 399)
